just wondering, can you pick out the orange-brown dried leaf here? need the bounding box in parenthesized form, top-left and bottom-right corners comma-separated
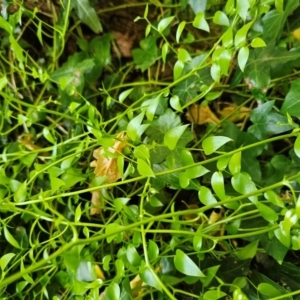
(90, 189, 104, 215)
(186, 105, 220, 125)
(218, 104, 250, 122)
(90, 131, 127, 183)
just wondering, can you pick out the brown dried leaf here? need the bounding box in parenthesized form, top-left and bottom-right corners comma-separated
(186, 105, 220, 125)
(90, 131, 127, 183)
(218, 104, 250, 122)
(90, 131, 127, 215)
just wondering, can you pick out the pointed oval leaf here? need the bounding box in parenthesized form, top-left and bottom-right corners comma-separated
(294, 134, 300, 158)
(106, 283, 120, 300)
(228, 152, 241, 175)
(213, 11, 229, 27)
(258, 283, 281, 297)
(119, 88, 133, 103)
(210, 63, 221, 82)
(193, 12, 210, 32)
(237, 46, 249, 72)
(256, 202, 278, 222)
(170, 95, 182, 112)
(202, 136, 232, 155)
(14, 181, 27, 203)
(140, 266, 162, 291)
(161, 43, 168, 64)
(146, 97, 159, 121)
(4, 227, 21, 249)
(158, 16, 174, 33)
(164, 124, 189, 150)
(0, 253, 16, 271)
(251, 37, 266, 48)
(234, 21, 253, 48)
(174, 60, 184, 80)
(211, 171, 225, 201)
(176, 21, 186, 43)
(127, 244, 142, 267)
(237, 240, 258, 260)
(236, 0, 250, 20)
(137, 158, 154, 177)
(174, 249, 205, 277)
(199, 186, 218, 206)
(127, 111, 145, 142)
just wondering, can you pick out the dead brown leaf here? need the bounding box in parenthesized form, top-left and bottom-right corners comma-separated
(218, 103, 250, 122)
(186, 105, 220, 125)
(90, 131, 127, 215)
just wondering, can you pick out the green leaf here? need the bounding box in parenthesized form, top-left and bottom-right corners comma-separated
(281, 79, 300, 117)
(262, 0, 299, 43)
(173, 60, 184, 80)
(148, 240, 159, 261)
(42, 127, 56, 144)
(4, 227, 21, 249)
(161, 43, 168, 64)
(258, 283, 281, 297)
(211, 171, 225, 201)
(105, 223, 125, 243)
(193, 12, 209, 32)
(146, 97, 159, 121)
(119, 88, 133, 103)
(202, 136, 232, 155)
(106, 283, 120, 300)
(236, 0, 250, 20)
(157, 16, 174, 33)
(74, 0, 102, 33)
(228, 152, 241, 175)
(14, 181, 27, 203)
(210, 63, 221, 82)
(199, 186, 218, 206)
(174, 249, 205, 277)
(249, 101, 294, 140)
(222, 27, 233, 48)
(137, 158, 155, 177)
(234, 21, 253, 48)
(176, 21, 186, 43)
(237, 46, 249, 72)
(170, 95, 182, 112)
(0, 253, 16, 271)
(178, 48, 192, 62)
(74, 203, 81, 222)
(164, 125, 189, 150)
(250, 38, 266, 48)
(188, 0, 206, 14)
(237, 240, 258, 260)
(204, 290, 227, 300)
(256, 202, 278, 222)
(140, 265, 162, 291)
(231, 172, 257, 203)
(76, 261, 95, 282)
(126, 244, 142, 267)
(0, 75, 8, 91)
(264, 190, 284, 207)
(213, 11, 229, 26)
(132, 36, 159, 71)
(127, 111, 146, 142)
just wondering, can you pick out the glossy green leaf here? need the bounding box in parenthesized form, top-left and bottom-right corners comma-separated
(188, 0, 206, 14)
(231, 172, 258, 203)
(4, 227, 21, 249)
(0, 253, 16, 271)
(201, 265, 220, 288)
(217, 156, 231, 171)
(148, 240, 159, 261)
(42, 127, 56, 144)
(137, 158, 154, 177)
(199, 186, 218, 206)
(127, 244, 142, 267)
(134, 144, 150, 161)
(258, 283, 281, 297)
(237, 46, 249, 72)
(193, 12, 209, 32)
(281, 79, 300, 117)
(146, 97, 159, 121)
(219, 49, 232, 76)
(275, 225, 290, 248)
(178, 48, 191, 62)
(176, 21, 186, 43)
(296, 195, 300, 218)
(127, 111, 146, 142)
(234, 21, 253, 48)
(193, 225, 203, 251)
(228, 152, 241, 175)
(164, 124, 189, 150)
(157, 16, 174, 33)
(236, 0, 250, 20)
(257, 202, 278, 222)
(74, 203, 81, 222)
(119, 88, 133, 103)
(275, 0, 284, 12)
(204, 290, 227, 300)
(210, 63, 221, 82)
(174, 249, 205, 277)
(161, 42, 168, 64)
(170, 95, 182, 112)
(74, 0, 102, 33)
(237, 240, 258, 260)
(222, 27, 233, 48)
(202, 136, 232, 155)
(250, 38, 266, 48)
(140, 265, 162, 291)
(14, 181, 27, 203)
(105, 223, 125, 243)
(211, 171, 225, 201)
(106, 283, 120, 300)
(174, 60, 184, 80)
(213, 11, 229, 26)
(264, 190, 284, 207)
(179, 172, 190, 188)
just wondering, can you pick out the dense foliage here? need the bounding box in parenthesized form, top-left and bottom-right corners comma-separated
(1, 0, 300, 299)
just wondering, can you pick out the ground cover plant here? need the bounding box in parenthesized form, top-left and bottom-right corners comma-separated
(2, 0, 300, 299)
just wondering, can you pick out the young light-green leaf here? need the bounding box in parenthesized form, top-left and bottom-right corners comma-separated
(294, 134, 300, 158)
(164, 124, 189, 150)
(137, 158, 155, 177)
(202, 136, 232, 155)
(174, 249, 205, 277)
(213, 11, 229, 27)
(157, 16, 174, 33)
(193, 12, 210, 32)
(237, 240, 258, 260)
(237, 46, 249, 72)
(176, 21, 186, 43)
(4, 227, 21, 249)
